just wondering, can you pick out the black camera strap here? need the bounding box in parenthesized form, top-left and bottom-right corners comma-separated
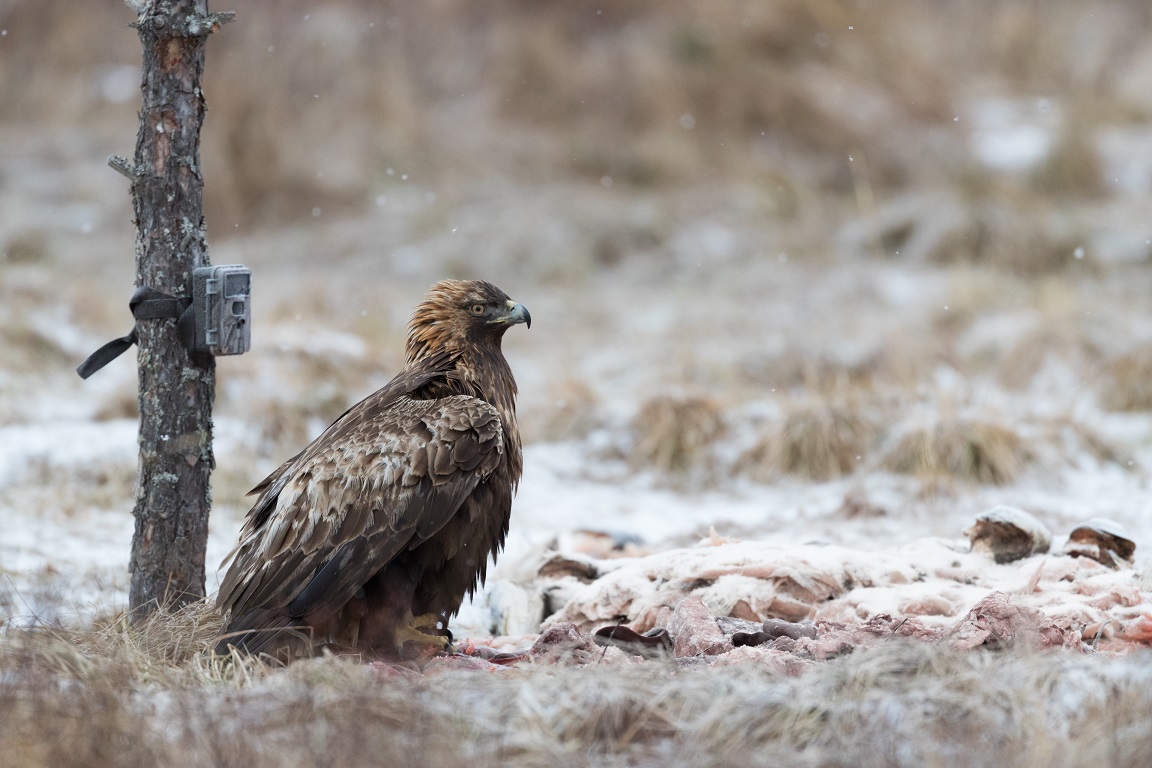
(76, 286, 198, 379)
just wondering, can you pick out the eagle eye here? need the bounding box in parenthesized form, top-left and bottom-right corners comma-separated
(469, 304, 486, 316)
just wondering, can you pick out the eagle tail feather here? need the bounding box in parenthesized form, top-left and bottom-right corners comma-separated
(214, 609, 311, 659)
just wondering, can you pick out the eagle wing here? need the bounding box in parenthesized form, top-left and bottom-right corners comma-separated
(216, 392, 504, 630)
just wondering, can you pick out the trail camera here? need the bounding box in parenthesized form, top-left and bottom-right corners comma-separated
(193, 264, 251, 356)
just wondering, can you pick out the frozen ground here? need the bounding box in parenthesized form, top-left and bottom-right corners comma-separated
(2, 120, 1152, 641)
(7, 9, 1152, 766)
(4, 414, 1151, 639)
(2, 184, 1152, 646)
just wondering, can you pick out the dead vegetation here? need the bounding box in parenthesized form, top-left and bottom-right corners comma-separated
(1100, 347, 1152, 412)
(1040, 416, 1135, 471)
(627, 394, 726, 480)
(4, 0, 1150, 242)
(737, 397, 878, 482)
(996, 324, 1101, 391)
(2, 230, 50, 264)
(615, 389, 1122, 488)
(218, 346, 385, 459)
(881, 414, 1032, 485)
(840, 191, 1092, 275)
(2, 611, 1152, 768)
(3, 0, 1152, 764)
(530, 378, 602, 443)
(738, 348, 878, 396)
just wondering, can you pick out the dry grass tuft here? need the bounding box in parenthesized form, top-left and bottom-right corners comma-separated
(860, 335, 943, 392)
(243, 388, 352, 460)
(2, 230, 51, 264)
(882, 415, 1031, 485)
(86, 600, 225, 667)
(737, 398, 878, 482)
(628, 394, 726, 478)
(1038, 416, 1137, 471)
(219, 347, 380, 459)
(738, 348, 876, 396)
(93, 389, 139, 421)
(530, 378, 602, 443)
(996, 324, 1099, 391)
(1, 600, 222, 684)
(842, 191, 1089, 276)
(1100, 346, 1152, 412)
(1031, 116, 1107, 198)
(0, 323, 74, 376)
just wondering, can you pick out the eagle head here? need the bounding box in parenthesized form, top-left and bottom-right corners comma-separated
(405, 280, 531, 365)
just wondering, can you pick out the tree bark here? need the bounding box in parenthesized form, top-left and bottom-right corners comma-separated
(126, 1, 227, 615)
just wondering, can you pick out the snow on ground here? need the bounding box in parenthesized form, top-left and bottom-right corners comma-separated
(459, 441, 1152, 640)
(3, 360, 1152, 642)
(1, 147, 1150, 648)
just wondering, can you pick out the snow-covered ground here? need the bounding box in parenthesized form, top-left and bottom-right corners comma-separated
(10, 6, 1152, 767)
(3, 279, 1151, 644)
(3, 160, 1152, 639)
(2, 2, 1152, 646)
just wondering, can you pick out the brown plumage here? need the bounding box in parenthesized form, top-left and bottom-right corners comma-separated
(215, 280, 529, 659)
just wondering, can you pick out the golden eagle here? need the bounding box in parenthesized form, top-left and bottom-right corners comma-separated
(215, 280, 529, 659)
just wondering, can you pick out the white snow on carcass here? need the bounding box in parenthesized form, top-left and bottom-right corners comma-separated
(538, 535, 1149, 644)
(454, 436, 1152, 640)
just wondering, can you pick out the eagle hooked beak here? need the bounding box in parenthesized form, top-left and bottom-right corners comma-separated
(494, 299, 531, 329)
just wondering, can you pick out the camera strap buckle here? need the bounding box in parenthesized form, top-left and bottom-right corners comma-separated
(76, 286, 200, 379)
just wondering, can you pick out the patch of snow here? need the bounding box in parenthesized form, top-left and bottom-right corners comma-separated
(967, 97, 1060, 172)
(96, 65, 140, 105)
(1097, 127, 1152, 196)
(0, 418, 136, 487)
(262, 326, 368, 359)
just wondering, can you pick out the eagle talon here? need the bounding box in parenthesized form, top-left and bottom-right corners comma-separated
(396, 612, 456, 656)
(435, 614, 454, 645)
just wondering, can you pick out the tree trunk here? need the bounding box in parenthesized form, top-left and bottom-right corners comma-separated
(126, 1, 226, 615)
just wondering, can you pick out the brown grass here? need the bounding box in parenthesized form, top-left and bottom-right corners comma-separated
(1031, 114, 1107, 198)
(738, 348, 877, 396)
(241, 387, 352, 461)
(882, 415, 1032, 485)
(1100, 347, 1152, 412)
(217, 346, 382, 459)
(93, 390, 140, 421)
(3, 613, 1152, 768)
(0, 323, 74, 377)
(627, 394, 725, 479)
(529, 378, 602, 443)
(843, 190, 1091, 275)
(996, 324, 1100, 391)
(859, 333, 947, 392)
(4, 0, 1149, 238)
(5, 3, 1152, 759)
(737, 398, 878, 482)
(1037, 416, 1136, 471)
(2, 230, 51, 264)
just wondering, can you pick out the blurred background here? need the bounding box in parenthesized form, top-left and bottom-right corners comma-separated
(2, 0, 1152, 620)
